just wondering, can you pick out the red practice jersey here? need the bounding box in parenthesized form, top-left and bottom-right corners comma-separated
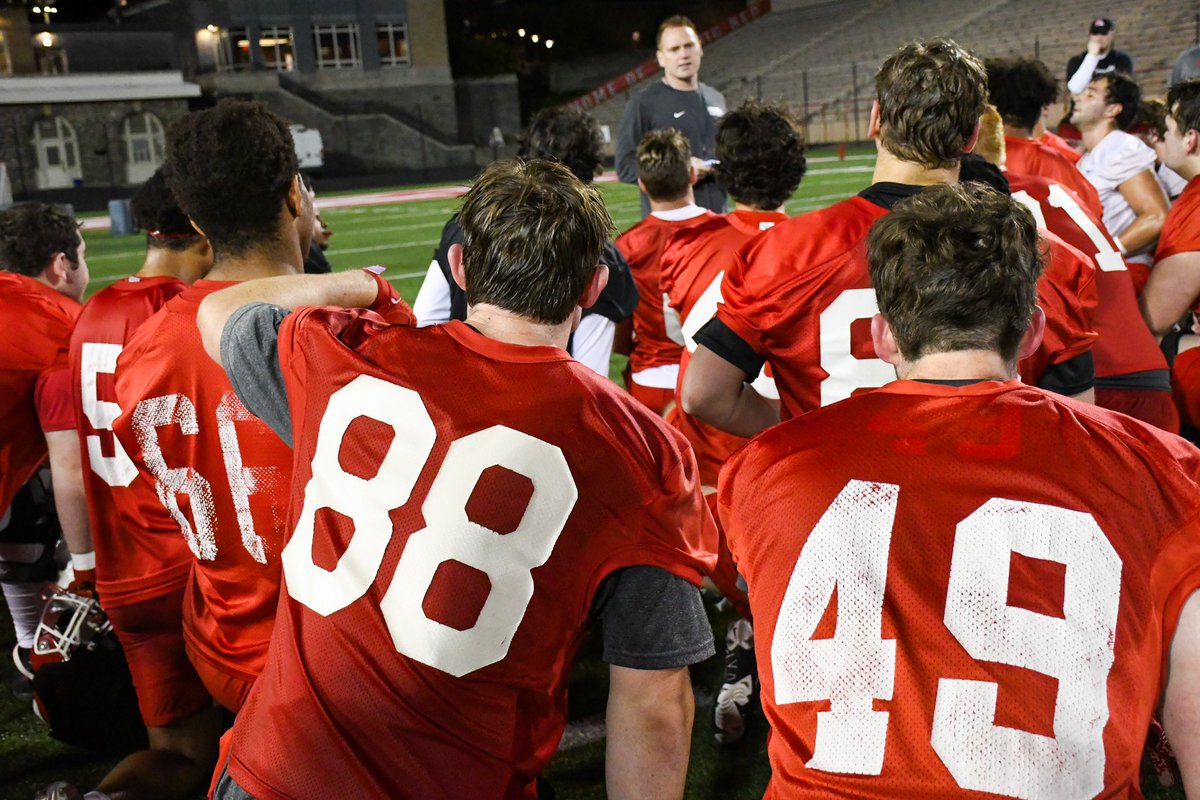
(659, 209, 786, 485)
(1006, 136, 1102, 220)
(70, 276, 193, 607)
(710, 186, 1097, 421)
(1039, 130, 1083, 164)
(112, 280, 294, 696)
(228, 311, 721, 800)
(615, 209, 713, 377)
(719, 380, 1200, 799)
(0, 273, 80, 515)
(1156, 175, 1200, 269)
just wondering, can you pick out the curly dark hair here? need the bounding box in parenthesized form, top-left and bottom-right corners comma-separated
(518, 107, 604, 184)
(1099, 72, 1141, 131)
(714, 99, 807, 210)
(1168, 78, 1200, 138)
(131, 166, 201, 252)
(985, 57, 1058, 131)
(876, 39, 988, 170)
(459, 159, 613, 324)
(0, 202, 81, 277)
(867, 182, 1042, 365)
(164, 99, 297, 256)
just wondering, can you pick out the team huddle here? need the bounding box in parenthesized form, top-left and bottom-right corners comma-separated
(2, 15, 1200, 800)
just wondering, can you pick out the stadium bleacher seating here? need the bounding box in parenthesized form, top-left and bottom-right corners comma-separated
(591, 0, 1200, 145)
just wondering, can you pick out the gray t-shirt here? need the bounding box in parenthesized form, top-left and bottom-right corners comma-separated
(220, 302, 715, 669)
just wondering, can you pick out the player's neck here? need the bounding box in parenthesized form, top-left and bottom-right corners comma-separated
(1003, 123, 1035, 140)
(649, 193, 696, 213)
(463, 303, 572, 351)
(1080, 121, 1116, 153)
(897, 350, 1015, 382)
(1174, 159, 1200, 182)
(206, 242, 304, 282)
(137, 247, 200, 283)
(733, 202, 785, 214)
(872, 147, 959, 187)
(663, 74, 699, 92)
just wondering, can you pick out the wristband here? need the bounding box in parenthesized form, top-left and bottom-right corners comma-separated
(1113, 236, 1127, 255)
(361, 266, 400, 308)
(71, 551, 96, 572)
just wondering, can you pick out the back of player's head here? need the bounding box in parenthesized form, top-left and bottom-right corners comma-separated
(985, 57, 1057, 131)
(636, 129, 691, 202)
(458, 159, 614, 324)
(1135, 98, 1169, 139)
(1095, 72, 1141, 131)
(875, 38, 987, 169)
(714, 99, 807, 210)
(0, 202, 81, 277)
(867, 182, 1042, 365)
(973, 105, 1007, 167)
(164, 99, 298, 256)
(131, 166, 203, 252)
(518, 107, 604, 184)
(1168, 78, 1200, 137)
(657, 15, 698, 48)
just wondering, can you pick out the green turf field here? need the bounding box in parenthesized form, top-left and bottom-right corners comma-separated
(0, 148, 1186, 799)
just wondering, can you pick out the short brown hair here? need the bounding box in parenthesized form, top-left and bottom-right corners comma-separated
(657, 15, 698, 49)
(1095, 72, 1141, 131)
(985, 57, 1058, 131)
(715, 99, 807, 209)
(636, 129, 691, 202)
(0, 202, 81, 277)
(876, 38, 988, 170)
(867, 183, 1043, 366)
(1168, 78, 1200, 138)
(458, 159, 614, 324)
(518, 107, 604, 184)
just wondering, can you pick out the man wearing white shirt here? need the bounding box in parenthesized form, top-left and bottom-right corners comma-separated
(1073, 72, 1169, 265)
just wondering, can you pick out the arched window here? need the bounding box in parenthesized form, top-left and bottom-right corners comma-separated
(122, 112, 166, 184)
(31, 116, 81, 190)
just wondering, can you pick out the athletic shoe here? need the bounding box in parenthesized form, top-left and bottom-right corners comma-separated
(713, 617, 757, 744)
(11, 643, 33, 700)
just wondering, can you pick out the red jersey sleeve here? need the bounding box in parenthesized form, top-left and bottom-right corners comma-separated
(714, 234, 778, 355)
(35, 367, 75, 433)
(1021, 233, 1098, 384)
(1156, 178, 1200, 262)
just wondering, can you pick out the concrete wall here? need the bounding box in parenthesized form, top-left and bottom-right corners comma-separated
(454, 75, 521, 147)
(1, 7, 36, 75)
(48, 30, 179, 73)
(549, 50, 654, 94)
(0, 98, 190, 194)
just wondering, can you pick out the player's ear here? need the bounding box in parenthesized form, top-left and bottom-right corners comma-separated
(43, 251, 69, 287)
(285, 174, 304, 218)
(1187, 127, 1200, 157)
(687, 163, 699, 186)
(963, 120, 981, 155)
(637, 178, 648, 195)
(870, 313, 902, 366)
(1018, 306, 1047, 360)
(187, 217, 206, 239)
(579, 264, 609, 309)
(448, 243, 467, 291)
(868, 100, 882, 140)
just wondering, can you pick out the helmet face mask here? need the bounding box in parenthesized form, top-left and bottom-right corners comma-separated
(32, 587, 112, 669)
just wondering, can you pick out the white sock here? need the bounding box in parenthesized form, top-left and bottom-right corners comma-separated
(1, 580, 47, 649)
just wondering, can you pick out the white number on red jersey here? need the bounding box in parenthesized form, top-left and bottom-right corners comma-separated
(677, 271, 779, 399)
(80, 342, 138, 487)
(284, 374, 579, 677)
(131, 390, 280, 563)
(1014, 184, 1125, 272)
(818, 289, 893, 406)
(772, 481, 1122, 798)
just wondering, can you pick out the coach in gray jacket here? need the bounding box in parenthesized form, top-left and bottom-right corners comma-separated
(616, 15, 727, 215)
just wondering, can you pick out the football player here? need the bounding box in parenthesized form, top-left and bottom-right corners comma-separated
(196, 159, 725, 800)
(1140, 79, 1200, 433)
(615, 128, 712, 413)
(683, 38, 1097, 437)
(984, 57, 1104, 219)
(720, 182, 1200, 798)
(412, 107, 638, 378)
(0, 203, 93, 697)
(970, 109, 1178, 432)
(1072, 72, 1170, 273)
(660, 98, 806, 488)
(111, 100, 405, 714)
(61, 167, 223, 800)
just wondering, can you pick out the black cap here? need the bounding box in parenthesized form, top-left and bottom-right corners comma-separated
(1089, 18, 1115, 35)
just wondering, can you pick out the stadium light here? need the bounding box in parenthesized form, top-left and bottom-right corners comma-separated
(531, 34, 539, 43)
(206, 24, 219, 33)
(38, 31, 54, 48)
(518, 28, 526, 37)
(545, 40, 554, 49)
(33, 6, 41, 12)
